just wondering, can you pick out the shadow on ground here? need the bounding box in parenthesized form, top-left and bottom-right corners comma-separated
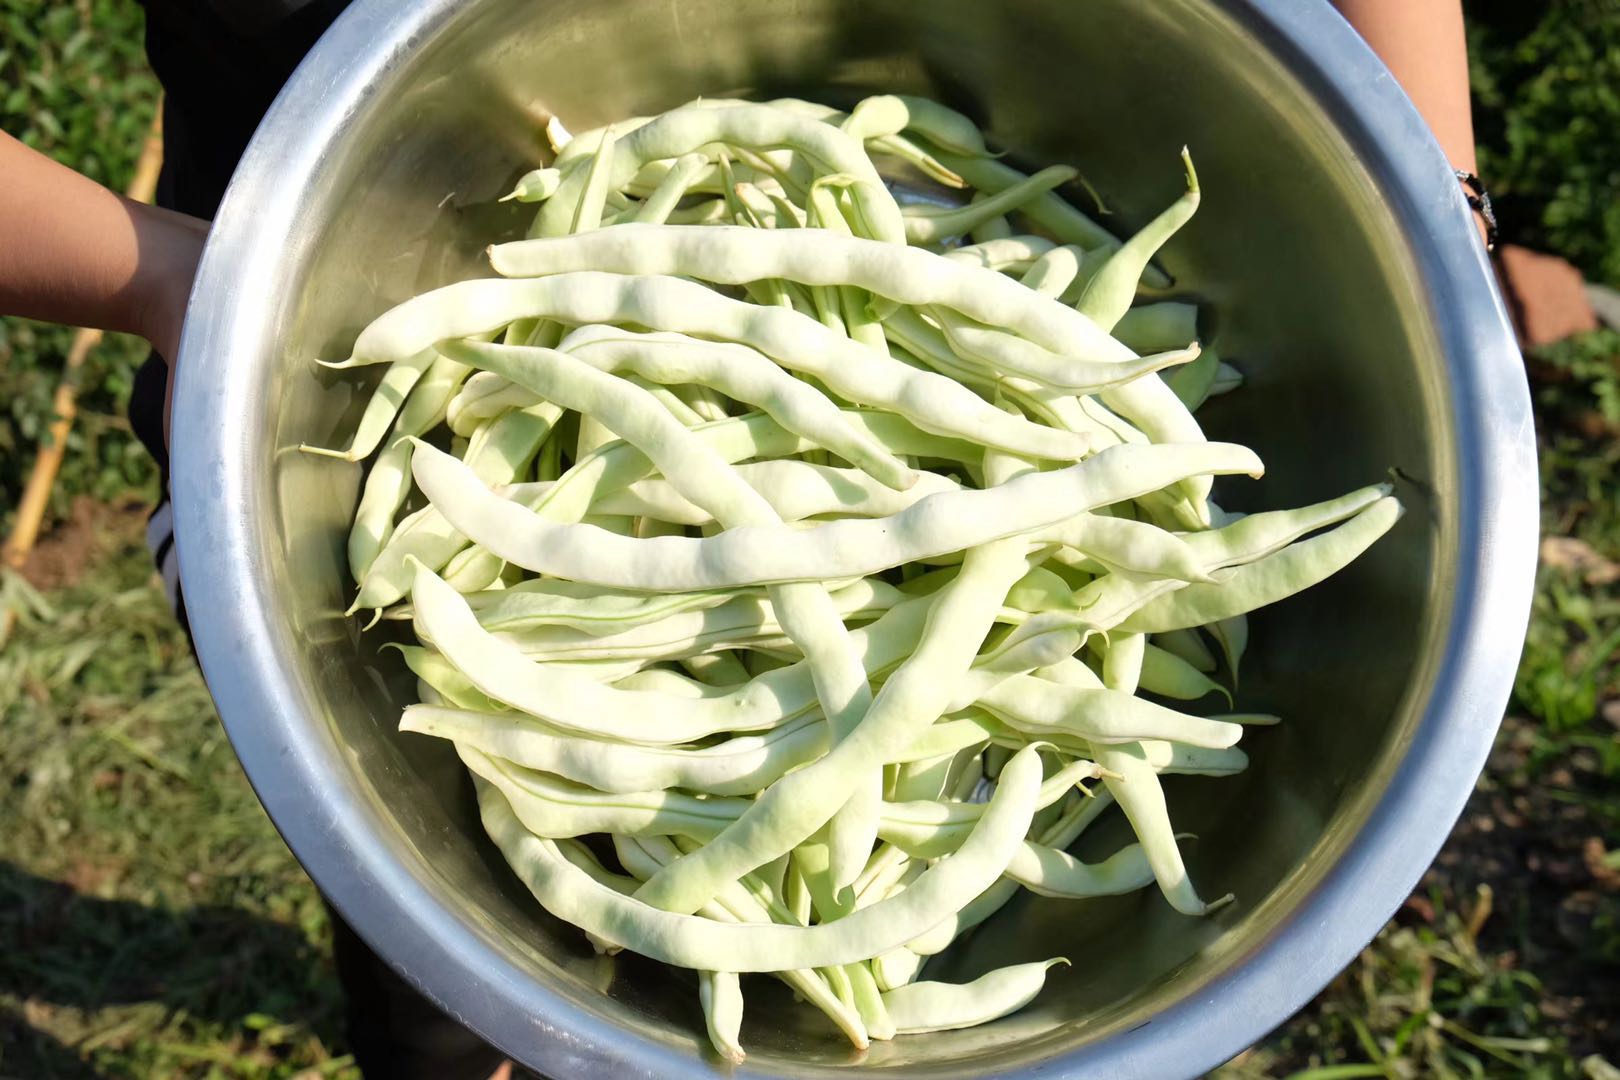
(0, 862, 338, 1077)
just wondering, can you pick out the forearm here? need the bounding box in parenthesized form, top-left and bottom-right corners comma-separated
(1333, 0, 1477, 174)
(0, 130, 207, 359)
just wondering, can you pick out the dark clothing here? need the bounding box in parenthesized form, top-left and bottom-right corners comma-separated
(140, 0, 347, 220)
(131, 3, 509, 1076)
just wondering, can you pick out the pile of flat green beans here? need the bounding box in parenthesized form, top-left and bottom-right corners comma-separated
(306, 94, 1402, 1062)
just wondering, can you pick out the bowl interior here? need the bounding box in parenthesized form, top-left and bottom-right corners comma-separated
(238, 0, 1452, 1072)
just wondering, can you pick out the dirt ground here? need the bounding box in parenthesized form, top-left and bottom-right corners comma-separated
(1424, 712, 1620, 1059)
(15, 496, 151, 592)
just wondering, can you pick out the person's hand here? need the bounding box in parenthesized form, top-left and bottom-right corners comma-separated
(0, 131, 210, 447)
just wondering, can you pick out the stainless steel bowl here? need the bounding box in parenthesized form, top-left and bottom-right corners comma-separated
(171, 0, 1537, 1075)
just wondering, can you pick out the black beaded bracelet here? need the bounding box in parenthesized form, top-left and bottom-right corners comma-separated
(1454, 169, 1499, 253)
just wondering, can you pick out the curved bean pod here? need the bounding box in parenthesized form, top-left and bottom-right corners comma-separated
(395, 352, 472, 436)
(844, 960, 896, 1041)
(1113, 302, 1199, 354)
(535, 104, 903, 242)
(1152, 627, 1218, 673)
(1139, 739, 1250, 776)
(976, 675, 1243, 749)
(881, 959, 1068, 1034)
(1165, 344, 1221, 411)
(467, 577, 743, 634)
(598, 461, 960, 527)
(415, 566, 810, 740)
(497, 580, 899, 663)
(902, 166, 1077, 244)
(394, 645, 506, 713)
(891, 95, 992, 158)
(476, 741, 1043, 966)
(553, 325, 916, 489)
(299, 347, 437, 461)
(633, 152, 711, 225)
(1077, 149, 1200, 333)
(943, 235, 1056, 271)
(459, 744, 753, 842)
(697, 971, 746, 1064)
(1138, 642, 1232, 703)
(1035, 512, 1211, 582)
(872, 947, 926, 993)
(411, 438, 1263, 591)
(347, 437, 413, 582)
(500, 167, 563, 204)
(928, 306, 1198, 392)
(633, 541, 1033, 914)
(1019, 244, 1085, 298)
(1118, 496, 1402, 632)
(924, 147, 1131, 264)
(841, 94, 909, 141)
(1067, 483, 1397, 632)
(1003, 840, 1155, 898)
(878, 758, 1103, 858)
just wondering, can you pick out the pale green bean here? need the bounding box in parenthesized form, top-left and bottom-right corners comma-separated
(902, 166, 1077, 244)
(459, 744, 753, 841)
(535, 104, 903, 242)
(300, 347, 437, 461)
(347, 437, 413, 582)
(977, 675, 1243, 749)
(943, 235, 1055, 271)
(552, 325, 916, 488)
(1019, 244, 1085, 298)
(353, 272, 1089, 461)
(698, 970, 746, 1064)
(410, 437, 1262, 591)
(476, 741, 1043, 965)
(633, 541, 1033, 914)
(1118, 496, 1402, 632)
(882, 958, 1068, 1034)
(1077, 149, 1200, 332)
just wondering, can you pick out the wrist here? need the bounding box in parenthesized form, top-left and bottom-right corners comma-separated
(1454, 170, 1497, 252)
(125, 202, 208, 362)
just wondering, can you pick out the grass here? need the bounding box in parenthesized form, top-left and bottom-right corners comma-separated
(1, 1, 1618, 1077)
(0, 0, 161, 523)
(0, 513, 354, 1079)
